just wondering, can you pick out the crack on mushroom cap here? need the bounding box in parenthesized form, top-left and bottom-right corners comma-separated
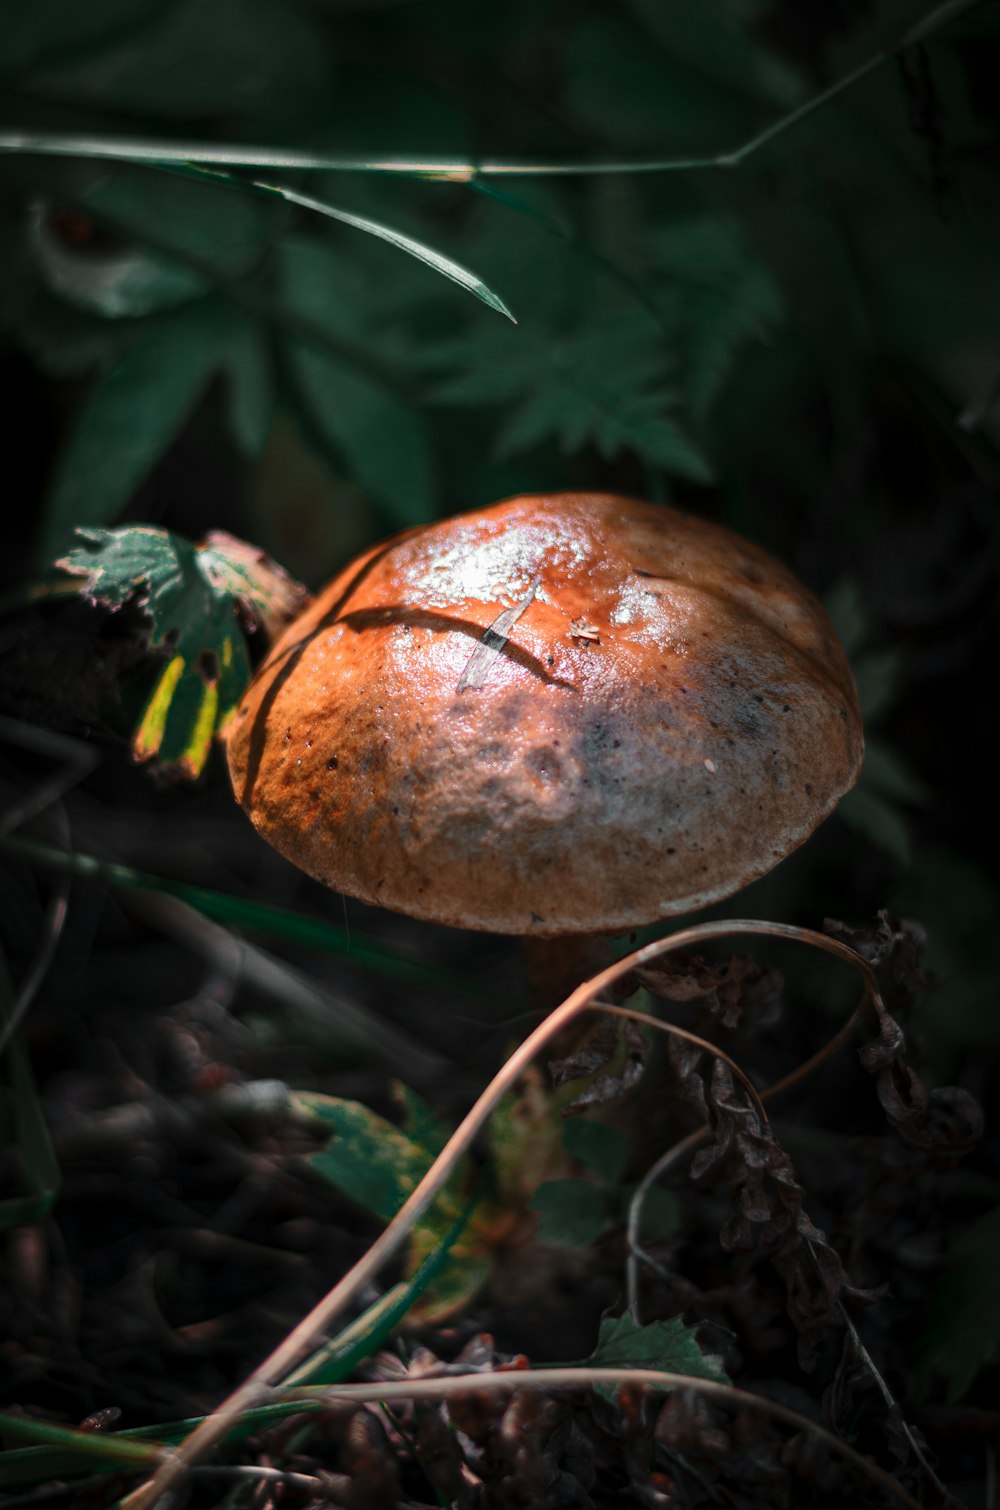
(227, 493, 863, 935)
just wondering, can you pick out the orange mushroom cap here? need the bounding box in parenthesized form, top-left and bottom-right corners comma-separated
(227, 493, 863, 935)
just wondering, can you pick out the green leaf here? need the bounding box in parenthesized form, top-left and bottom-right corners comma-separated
(82, 164, 276, 285)
(562, 1118, 630, 1187)
(291, 1090, 444, 1225)
(291, 1087, 488, 1321)
(395, 1082, 453, 1159)
(28, 159, 276, 323)
(220, 320, 274, 458)
(431, 311, 712, 483)
(54, 525, 251, 776)
(288, 341, 436, 525)
(279, 239, 436, 523)
(264, 181, 514, 322)
(40, 300, 237, 561)
(286, 1193, 479, 1387)
(530, 1179, 610, 1248)
(648, 216, 784, 420)
(918, 1203, 1000, 1401)
(586, 1312, 728, 1382)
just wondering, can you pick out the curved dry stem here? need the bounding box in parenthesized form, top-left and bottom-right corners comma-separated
(626, 1127, 709, 1320)
(284, 1368, 922, 1510)
(596, 1000, 768, 1123)
(124, 918, 882, 1510)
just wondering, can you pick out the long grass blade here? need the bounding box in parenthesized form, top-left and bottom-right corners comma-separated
(0, 833, 488, 998)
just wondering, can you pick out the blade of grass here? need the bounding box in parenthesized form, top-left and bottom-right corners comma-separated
(165, 165, 514, 321)
(0, 0, 979, 181)
(0, 833, 495, 999)
(0, 1413, 162, 1471)
(0, 1194, 476, 1488)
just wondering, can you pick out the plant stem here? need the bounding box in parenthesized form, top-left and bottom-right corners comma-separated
(122, 918, 882, 1510)
(0, 832, 484, 1000)
(283, 1369, 922, 1510)
(0, 0, 980, 181)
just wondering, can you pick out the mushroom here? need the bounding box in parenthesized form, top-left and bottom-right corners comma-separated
(226, 493, 862, 939)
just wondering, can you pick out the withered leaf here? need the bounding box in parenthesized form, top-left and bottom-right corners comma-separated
(823, 909, 896, 965)
(638, 953, 783, 1032)
(859, 1009, 982, 1155)
(549, 1016, 648, 1115)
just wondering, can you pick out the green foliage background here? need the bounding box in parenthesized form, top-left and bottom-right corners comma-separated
(1, 0, 1000, 1411)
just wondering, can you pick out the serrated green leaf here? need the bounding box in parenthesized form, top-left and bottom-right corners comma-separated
(647, 216, 784, 420)
(530, 1179, 610, 1248)
(562, 1118, 630, 1187)
(279, 238, 436, 523)
(40, 300, 237, 561)
(53, 524, 251, 776)
(587, 1312, 728, 1382)
(431, 312, 712, 483)
(288, 341, 436, 525)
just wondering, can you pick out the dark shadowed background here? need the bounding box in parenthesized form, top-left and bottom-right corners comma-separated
(1, 1, 999, 1506)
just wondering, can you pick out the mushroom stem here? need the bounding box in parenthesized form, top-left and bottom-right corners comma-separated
(523, 933, 615, 1009)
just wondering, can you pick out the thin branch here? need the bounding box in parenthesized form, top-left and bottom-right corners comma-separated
(122, 919, 882, 1510)
(0, 0, 980, 181)
(286, 1368, 924, 1510)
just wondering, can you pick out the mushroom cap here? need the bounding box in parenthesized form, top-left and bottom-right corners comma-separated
(227, 493, 862, 935)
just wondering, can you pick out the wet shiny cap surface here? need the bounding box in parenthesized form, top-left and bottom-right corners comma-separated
(226, 493, 863, 935)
